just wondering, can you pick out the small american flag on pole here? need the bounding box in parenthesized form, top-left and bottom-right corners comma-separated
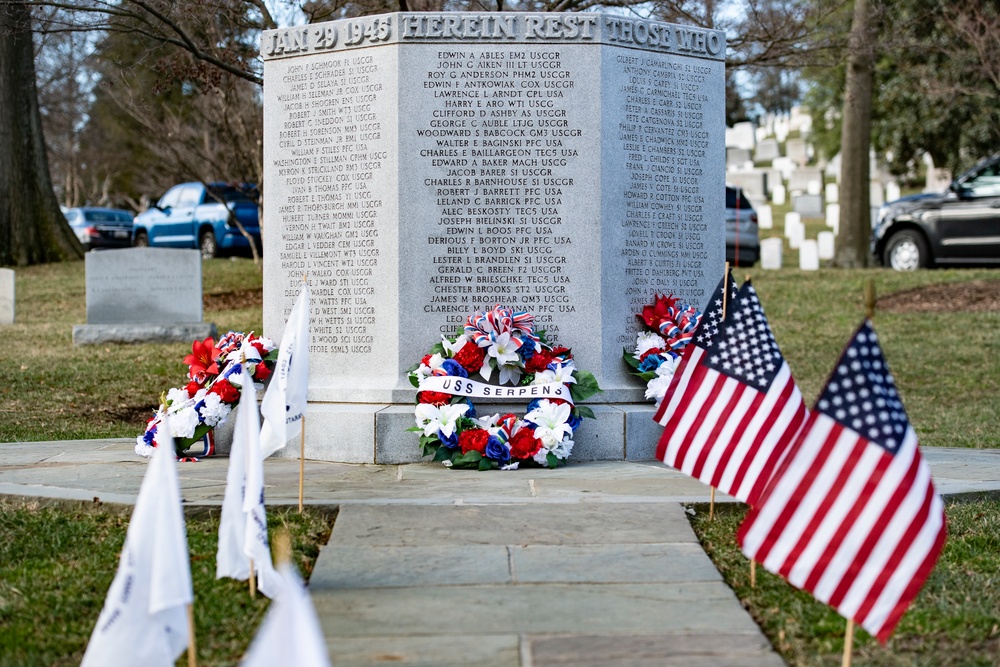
(655, 280, 808, 506)
(738, 320, 946, 642)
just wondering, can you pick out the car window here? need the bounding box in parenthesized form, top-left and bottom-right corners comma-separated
(207, 185, 259, 204)
(158, 186, 183, 209)
(964, 163, 1000, 198)
(64, 210, 81, 224)
(84, 210, 127, 223)
(176, 184, 204, 208)
(725, 188, 753, 210)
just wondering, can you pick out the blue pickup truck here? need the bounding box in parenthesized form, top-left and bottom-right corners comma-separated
(132, 182, 261, 259)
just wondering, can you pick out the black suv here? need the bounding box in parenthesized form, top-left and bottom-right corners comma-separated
(872, 154, 1000, 270)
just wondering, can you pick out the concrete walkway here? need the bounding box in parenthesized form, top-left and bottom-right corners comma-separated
(3, 440, 999, 666)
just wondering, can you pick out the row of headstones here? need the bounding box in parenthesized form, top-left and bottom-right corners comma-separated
(0, 268, 13, 325)
(757, 210, 838, 271)
(726, 110, 813, 151)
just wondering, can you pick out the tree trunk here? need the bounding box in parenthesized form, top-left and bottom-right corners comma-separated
(835, 0, 877, 268)
(0, 0, 83, 266)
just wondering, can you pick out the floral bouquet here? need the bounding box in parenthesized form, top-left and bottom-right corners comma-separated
(135, 331, 277, 458)
(623, 294, 702, 405)
(408, 305, 601, 470)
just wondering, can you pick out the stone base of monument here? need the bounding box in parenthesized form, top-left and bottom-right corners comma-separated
(263, 403, 665, 464)
(72, 322, 218, 346)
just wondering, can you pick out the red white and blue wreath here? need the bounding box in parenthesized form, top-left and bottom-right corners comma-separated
(623, 294, 702, 405)
(409, 305, 601, 470)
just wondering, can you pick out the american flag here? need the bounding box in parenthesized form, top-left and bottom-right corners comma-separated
(653, 270, 738, 417)
(738, 320, 946, 642)
(655, 280, 808, 506)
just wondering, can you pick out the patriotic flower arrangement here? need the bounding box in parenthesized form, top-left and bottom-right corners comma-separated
(409, 305, 601, 470)
(135, 331, 278, 459)
(623, 294, 702, 405)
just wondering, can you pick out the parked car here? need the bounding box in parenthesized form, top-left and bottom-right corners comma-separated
(872, 154, 1000, 270)
(63, 207, 134, 251)
(132, 182, 261, 259)
(726, 185, 760, 266)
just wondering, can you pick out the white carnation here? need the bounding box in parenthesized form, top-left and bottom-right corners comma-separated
(635, 332, 667, 359)
(170, 405, 200, 439)
(199, 392, 232, 427)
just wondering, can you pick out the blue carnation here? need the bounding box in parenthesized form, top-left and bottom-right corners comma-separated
(441, 359, 468, 378)
(458, 397, 476, 419)
(485, 436, 511, 463)
(638, 354, 666, 373)
(520, 343, 535, 361)
(526, 398, 543, 413)
(143, 427, 156, 446)
(439, 429, 460, 449)
(567, 410, 583, 431)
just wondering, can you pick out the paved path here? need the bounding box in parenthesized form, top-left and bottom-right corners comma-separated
(3, 440, 999, 665)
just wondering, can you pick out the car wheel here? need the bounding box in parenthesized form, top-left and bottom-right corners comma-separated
(133, 231, 149, 248)
(199, 230, 217, 260)
(884, 230, 929, 271)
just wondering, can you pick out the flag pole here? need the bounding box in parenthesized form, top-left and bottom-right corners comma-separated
(864, 279, 876, 319)
(298, 273, 308, 514)
(298, 414, 306, 513)
(187, 603, 198, 667)
(750, 558, 756, 588)
(709, 262, 731, 522)
(842, 619, 855, 667)
(241, 350, 257, 599)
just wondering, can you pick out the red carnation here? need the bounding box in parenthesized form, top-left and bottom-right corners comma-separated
(421, 354, 433, 366)
(253, 363, 273, 382)
(185, 380, 202, 396)
(453, 343, 486, 374)
(525, 349, 553, 373)
(417, 391, 452, 406)
(251, 340, 267, 358)
(209, 378, 239, 404)
(459, 429, 489, 455)
(509, 428, 542, 460)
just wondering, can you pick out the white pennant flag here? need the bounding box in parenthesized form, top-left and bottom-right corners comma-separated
(240, 561, 332, 667)
(217, 365, 281, 598)
(82, 416, 193, 667)
(260, 282, 310, 459)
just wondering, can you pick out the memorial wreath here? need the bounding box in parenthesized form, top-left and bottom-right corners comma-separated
(135, 331, 278, 459)
(409, 305, 601, 470)
(623, 294, 702, 405)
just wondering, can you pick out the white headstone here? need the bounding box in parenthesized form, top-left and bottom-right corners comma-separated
(788, 167, 824, 193)
(785, 138, 808, 167)
(731, 121, 756, 150)
(806, 180, 822, 196)
(799, 239, 819, 270)
(826, 203, 840, 235)
(760, 237, 783, 270)
(825, 153, 842, 182)
(817, 231, 835, 260)
(870, 182, 885, 207)
(726, 147, 752, 168)
(784, 211, 801, 239)
(885, 181, 901, 203)
(0, 268, 13, 325)
(261, 12, 727, 463)
(772, 156, 795, 180)
(72, 248, 216, 344)
(727, 170, 768, 198)
(772, 183, 786, 205)
(825, 182, 839, 203)
(787, 222, 804, 250)
(757, 205, 773, 229)
(792, 194, 823, 218)
(754, 138, 780, 162)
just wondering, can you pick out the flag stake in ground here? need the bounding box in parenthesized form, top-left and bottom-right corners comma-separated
(187, 604, 197, 667)
(299, 415, 306, 513)
(842, 618, 855, 667)
(708, 261, 732, 522)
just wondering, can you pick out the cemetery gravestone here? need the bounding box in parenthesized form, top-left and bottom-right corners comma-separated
(788, 167, 823, 193)
(729, 121, 755, 150)
(727, 170, 767, 198)
(72, 248, 217, 345)
(757, 204, 773, 229)
(726, 147, 752, 169)
(785, 138, 808, 166)
(792, 193, 823, 218)
(754, 138, 780, 162)
(817, 231, 835, 260)
(826, 203, 840, 234)
(262, 12, 726, 463)
(0, 268, 13, 325)
(799, 239, 819, 270)
(760, 237, 783, 269)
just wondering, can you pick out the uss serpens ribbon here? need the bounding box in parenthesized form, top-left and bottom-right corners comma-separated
(419, 375, 575, 405)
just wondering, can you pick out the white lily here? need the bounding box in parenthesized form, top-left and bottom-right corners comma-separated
(442, 334, 471, 356)
(532, 362, 577, 386)
(525, 399, 573, 445)
(414, 402, 469, 438)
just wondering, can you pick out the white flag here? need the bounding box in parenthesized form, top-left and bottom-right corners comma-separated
(82, 417, 193, 667)
(260, 283, 310, 458)
(240, 561, 332, 667)
(217, 366, 281, 598)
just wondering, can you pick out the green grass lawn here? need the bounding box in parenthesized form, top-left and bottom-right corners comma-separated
(689, 496, 1000, 666)
(0, 498, 335, 667)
